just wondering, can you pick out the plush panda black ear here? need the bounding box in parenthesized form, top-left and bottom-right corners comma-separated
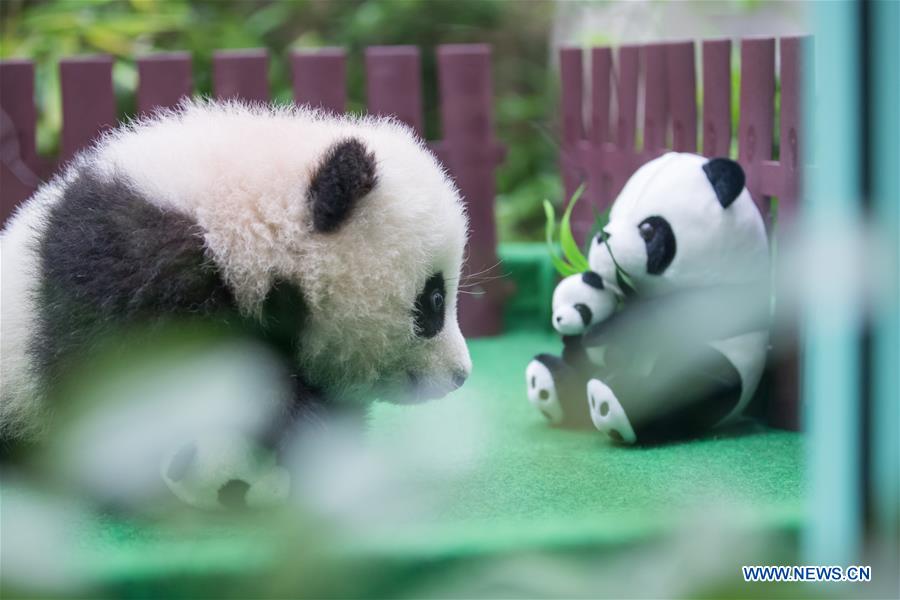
(308, 138, 377, 232)
(702, 158, 745, 209)
(581, 271, 604, 290)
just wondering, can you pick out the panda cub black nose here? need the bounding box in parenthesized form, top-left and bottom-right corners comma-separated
(452, 371, 468, 390)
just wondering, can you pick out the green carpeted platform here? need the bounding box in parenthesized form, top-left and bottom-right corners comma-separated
(363, 330, 804, 559)
(62, 332, 803, 577)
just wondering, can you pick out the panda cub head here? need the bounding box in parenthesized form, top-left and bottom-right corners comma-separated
(551, 271, 617, 335)
(588, 152, 769, 297)
(90, 102, 471, 404)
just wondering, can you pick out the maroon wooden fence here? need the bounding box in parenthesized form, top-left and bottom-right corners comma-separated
(0, 45, 506, 338)
(559, 36, 810, 430)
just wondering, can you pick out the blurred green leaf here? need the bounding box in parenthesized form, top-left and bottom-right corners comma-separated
(586, 202, 613, 254)
(559, 183, 589, 272)
(543, 199, 579, 277)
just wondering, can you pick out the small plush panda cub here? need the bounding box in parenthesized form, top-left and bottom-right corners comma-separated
(551, 271, 617, 336)
(526, 271, 617, 425)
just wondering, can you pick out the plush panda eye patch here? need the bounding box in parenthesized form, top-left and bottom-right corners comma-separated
(573, 303, 593, 326)
(581, 271, 604, 290)
(638, 216, 676, 275)
(413, 272, 446, 338)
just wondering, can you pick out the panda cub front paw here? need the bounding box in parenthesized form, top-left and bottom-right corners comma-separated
(525, 359, 564, 424)
(161, 432, 290, 510)
(587, 379, 636, 444)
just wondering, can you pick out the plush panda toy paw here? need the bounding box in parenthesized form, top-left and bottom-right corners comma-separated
(161, 432, 290, 510)
(525, 355, 567, 424)
(587, 378, 636, 444)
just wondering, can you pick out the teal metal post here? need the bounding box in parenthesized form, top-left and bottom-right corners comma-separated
(803, 0, 863, 565)
(870, 0, 899, 560)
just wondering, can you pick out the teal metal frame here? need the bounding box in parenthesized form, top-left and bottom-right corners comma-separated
(804, 0, 862, 566)
(805, 0, 899, 566)
(870, 0, 899, 561)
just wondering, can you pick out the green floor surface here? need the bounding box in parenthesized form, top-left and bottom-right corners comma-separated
(69, 331, 802, 582)
(362, 330, 805, 559)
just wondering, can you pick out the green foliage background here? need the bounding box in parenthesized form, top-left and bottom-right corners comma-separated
(0, 0, 561, 241)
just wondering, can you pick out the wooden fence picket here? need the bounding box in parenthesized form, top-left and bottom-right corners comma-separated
(436, 44, 506, 336)
(365, 46, 424, 135)
(666, 41, 697, 153)
(764, 36, 806, 218)
(213, 49, 269, 103)
(616, 45, 640, 152)
(611, 45, 641, 199)
(701, 39, 732, 157)
(290, 48, 346, 113)
(558, 47, 589, 239)
(0, 60, 40, 223)
(137, 53, 193, 116)
(766, 36, 810, 431)
(589, 47, 612, 147)
(738, 37, 776, 216)
(60, 56, 116, 161)
(586, 47, 615, 214)
(642, 43, 669, 155)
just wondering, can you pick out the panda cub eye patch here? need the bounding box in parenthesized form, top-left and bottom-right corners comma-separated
(413, 272, 446, 338)
(637, 216, 676, 275)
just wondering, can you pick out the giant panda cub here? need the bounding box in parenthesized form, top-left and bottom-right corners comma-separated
(527, 153, 770, 444)
(0, 101, 472, 506)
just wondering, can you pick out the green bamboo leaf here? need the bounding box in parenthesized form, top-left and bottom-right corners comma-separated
(543, 199, 556, 249)
(543, 199, 578, 277)
(586, 202, 613, 253)
(551, 253, 579, 277)
(602, 235, 637, 297)
(560, 184, 590, 272)
(615, 266, 638, 297)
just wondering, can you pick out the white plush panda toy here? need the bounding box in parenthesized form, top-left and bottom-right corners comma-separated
(0, 100, 472, 508)
(527, 152, 770, 444)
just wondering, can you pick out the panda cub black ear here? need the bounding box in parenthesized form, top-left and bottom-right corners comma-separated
(308, 138, 377, 232)
(702, 158, 746, 209)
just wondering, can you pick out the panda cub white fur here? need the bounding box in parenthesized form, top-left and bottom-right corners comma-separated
(527, 153, 770, 443)
(0, 101, 472, 449)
